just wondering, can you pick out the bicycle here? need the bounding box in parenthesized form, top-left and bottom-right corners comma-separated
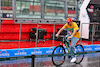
(52, 35, 84, 66)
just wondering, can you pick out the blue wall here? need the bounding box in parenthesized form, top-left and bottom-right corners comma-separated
(0, 45, 100, 58)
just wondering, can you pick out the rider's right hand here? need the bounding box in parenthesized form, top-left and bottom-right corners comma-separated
(55, 34, 59, 37)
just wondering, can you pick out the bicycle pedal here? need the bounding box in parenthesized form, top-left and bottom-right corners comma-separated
(68, 56, 72, 58)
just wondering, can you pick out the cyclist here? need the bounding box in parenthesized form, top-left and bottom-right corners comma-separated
(56, 17, 80, 63)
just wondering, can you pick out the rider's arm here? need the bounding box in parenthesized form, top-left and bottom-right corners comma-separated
(71, 29, 77, 37)
(57, 27, 65, 35)
(56, 23, 67, 37)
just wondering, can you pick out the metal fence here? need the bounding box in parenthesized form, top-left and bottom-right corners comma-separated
(17, 20, 66, 48)
(80, 22, 100, 45)
(0, 19, 100, 49)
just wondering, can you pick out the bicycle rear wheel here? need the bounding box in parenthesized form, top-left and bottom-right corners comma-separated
(75, 44, 84, 64)
(52, 45, 66, 66)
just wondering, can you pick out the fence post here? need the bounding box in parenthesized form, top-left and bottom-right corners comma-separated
(36, 22, 39, 47)
(0, 20, 1, 32)
(19, 23, 22, 48)
(80, 23, 83, 45)
(92, 23, 95, 44)
(53, 23, 55, 46)
(12, 0, 16, 19)
(0, 0, 1, 32)
(32, 55, 35, 67)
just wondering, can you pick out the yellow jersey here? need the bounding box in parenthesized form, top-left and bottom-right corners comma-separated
(63, 22, 80, 38)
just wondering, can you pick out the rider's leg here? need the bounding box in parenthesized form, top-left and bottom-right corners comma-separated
(65, 35, 71, 47)
(70, 37, 79, 62)
(64, 35, 71, 58)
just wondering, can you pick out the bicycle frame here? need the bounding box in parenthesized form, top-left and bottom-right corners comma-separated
(64, 41, 70, 53)
(59, 35, 71, 53)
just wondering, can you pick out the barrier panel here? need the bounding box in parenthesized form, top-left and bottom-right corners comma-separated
(0, 45, 100, 58)
(0, 50, 100, 67)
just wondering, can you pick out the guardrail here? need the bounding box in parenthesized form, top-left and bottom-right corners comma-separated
(0, 50, 100, 67)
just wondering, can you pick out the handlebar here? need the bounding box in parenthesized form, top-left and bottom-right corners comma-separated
(55, 35, 70, 44)
(57, 35, 65, 38)
(55, 35, 66, 42)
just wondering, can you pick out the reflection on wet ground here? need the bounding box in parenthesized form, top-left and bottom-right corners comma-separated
(0, 53, 100, 67)
(35, 53, 100, 67)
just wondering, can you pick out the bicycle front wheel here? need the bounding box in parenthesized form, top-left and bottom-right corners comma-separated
(52, 45, 66, 66)
(75, 44, 84, 64)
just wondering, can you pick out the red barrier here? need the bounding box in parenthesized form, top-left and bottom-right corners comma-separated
(0, 20, 64, 40)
